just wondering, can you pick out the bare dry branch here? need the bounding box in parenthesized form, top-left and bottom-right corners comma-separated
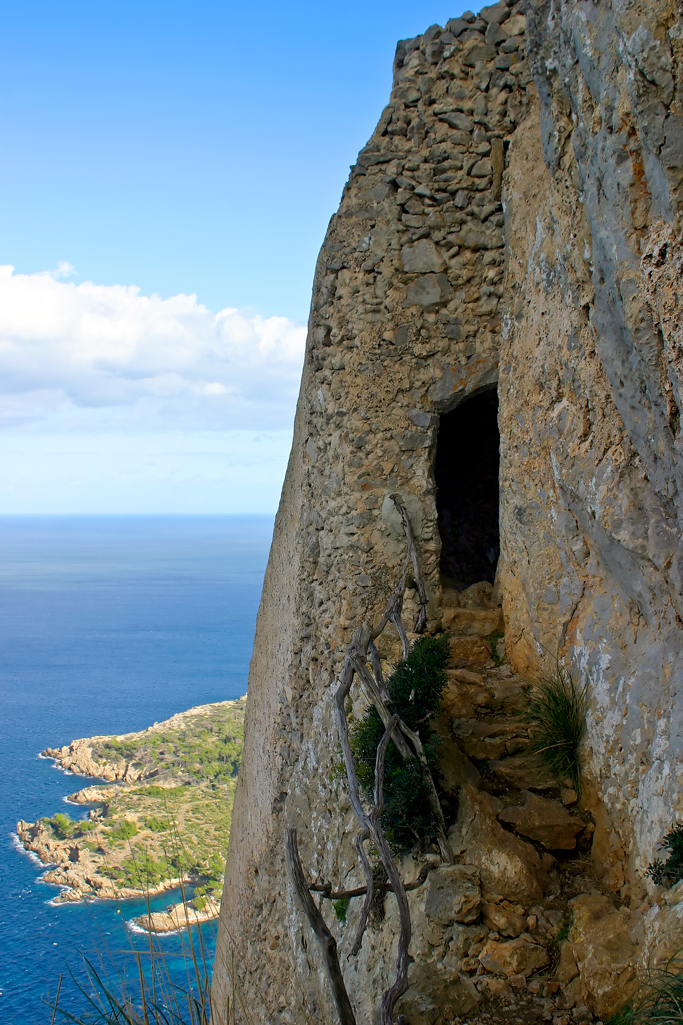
(373, 714, 399, 813)
(349, 829, 373, 957)
(285, 828, 357, 1025)
(390, 494, 429, 634)
(350, 656, 412, 760)
(309, 860, 435, 901)
(370, 555, 410, 641)
(368, 639, 389, 702)
(392, 610, 410, 661)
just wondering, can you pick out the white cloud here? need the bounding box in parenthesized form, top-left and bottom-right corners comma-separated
(0, 265, 307, 432)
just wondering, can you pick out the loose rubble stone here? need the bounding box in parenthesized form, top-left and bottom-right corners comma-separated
(480, 976, 514, 1001)
(566, 894, 639, 1019)
(499, 791, 585, 849)
(395, 963, 481, 1024)
(478, 935, 551, 977)
(483, 901, 527, 937)
(424, 864, 482, 925)
(557, 941, 580, 987)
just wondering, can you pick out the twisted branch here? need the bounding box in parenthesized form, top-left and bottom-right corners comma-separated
(309, 861, 434, 902)
(285, 828, 357, 1025)
(389, 494, 429, 634)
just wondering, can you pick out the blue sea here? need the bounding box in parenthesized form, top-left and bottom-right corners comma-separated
(0, 516, 273, 1024)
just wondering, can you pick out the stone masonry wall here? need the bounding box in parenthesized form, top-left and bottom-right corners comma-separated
(213, 1, 683, 1021)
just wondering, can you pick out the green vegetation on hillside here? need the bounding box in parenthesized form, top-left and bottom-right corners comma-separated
(34, 698, 246, 900)
(93, 699, 245, 785)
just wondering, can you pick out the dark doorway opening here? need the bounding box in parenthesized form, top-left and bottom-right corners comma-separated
(435, 389, 500, 590)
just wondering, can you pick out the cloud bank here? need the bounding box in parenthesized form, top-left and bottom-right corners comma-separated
(0, 265, 307, 433)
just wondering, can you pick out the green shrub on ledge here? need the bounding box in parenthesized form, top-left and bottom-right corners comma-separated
(647, 822, 683, 887)
(350, 633, 450, 854)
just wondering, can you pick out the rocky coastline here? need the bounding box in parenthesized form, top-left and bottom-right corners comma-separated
(16, 698, 246, 928)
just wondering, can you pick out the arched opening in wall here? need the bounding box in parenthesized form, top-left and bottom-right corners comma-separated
(435, 389, 500, 591)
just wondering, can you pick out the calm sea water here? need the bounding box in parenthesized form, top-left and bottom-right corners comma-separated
(0, 516, 273, 1024)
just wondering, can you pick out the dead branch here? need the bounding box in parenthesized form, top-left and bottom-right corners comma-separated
(392, 610, 410, 661)
(390, 494, 429, 634)
(350, 655, 412, 760)
(349, 830, 373, 957)
(370, 554, 410, 642)
(285, 828, 357, 1025)
(309, 861, 434, 901)
(368, 639, 388, 702)
(334, 675, 412, 1024)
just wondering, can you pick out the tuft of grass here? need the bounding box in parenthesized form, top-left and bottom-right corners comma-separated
(523, 662, 587, 790)
(350, 633, 450, 854)
(647, 823, 683, 887)
(605, 961, 683, 1025)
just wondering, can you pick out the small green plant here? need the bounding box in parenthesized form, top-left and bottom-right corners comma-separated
(144, 815, 169, 833)
(488, 630, 505, 666)
(523, 662, 587, 790)
(350, 633, 450, 854)
(333, 898, 351, 923)
(647, 823, 683, 887)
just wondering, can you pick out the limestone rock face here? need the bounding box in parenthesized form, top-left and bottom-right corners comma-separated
(450, 785, 554, 904)
(212, 0, 683, 1020)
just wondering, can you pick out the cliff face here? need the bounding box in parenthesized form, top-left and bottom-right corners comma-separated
(502, 0, 683, 892)
(213, 2, 683, 1021)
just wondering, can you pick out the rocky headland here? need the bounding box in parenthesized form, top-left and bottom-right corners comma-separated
(17, 698, 245, 925)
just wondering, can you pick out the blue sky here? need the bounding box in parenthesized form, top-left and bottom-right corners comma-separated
(0, 0, 467, 513)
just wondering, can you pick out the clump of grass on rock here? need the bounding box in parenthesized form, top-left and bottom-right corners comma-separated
(523, 662, 588, 790)
(350, 633, 450, 854)
(608, 960, 683, 1025)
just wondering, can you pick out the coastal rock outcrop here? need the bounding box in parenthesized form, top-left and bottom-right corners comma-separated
(17, 699, 244, 917)
(211, 1, 683, 1022)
